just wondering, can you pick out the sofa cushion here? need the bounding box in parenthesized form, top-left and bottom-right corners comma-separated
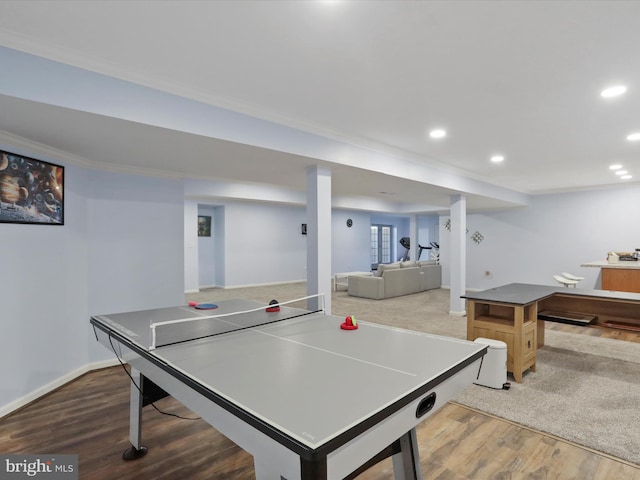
(382, 267, 421, 298)
(348, 275, 384, 299)
(376, 262, 401, 277)
(400, 261, 418, 268)
(418, 260, 437, 266)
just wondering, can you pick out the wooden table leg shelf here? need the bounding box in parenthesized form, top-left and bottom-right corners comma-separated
(538, 293, 640, 334)
(537, 310, 597, 326)
(466, 300, 537, 383)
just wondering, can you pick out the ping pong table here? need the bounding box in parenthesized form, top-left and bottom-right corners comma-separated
(90, 298, 487, 479)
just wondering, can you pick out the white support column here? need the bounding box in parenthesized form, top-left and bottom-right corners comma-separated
(409, 215, 417, 261)
(306, 167, 332, 314)
(184, 199, 199, 293)
(449, 195, 467, 316)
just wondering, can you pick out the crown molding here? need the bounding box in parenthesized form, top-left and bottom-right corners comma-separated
(0, 129, 182, 180)
(0, 129, 92, 168)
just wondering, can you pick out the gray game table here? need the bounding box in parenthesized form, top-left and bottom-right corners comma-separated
(91, 298, 486, 479)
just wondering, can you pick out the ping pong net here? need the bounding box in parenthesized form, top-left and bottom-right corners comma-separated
(148, 294, 325, 350)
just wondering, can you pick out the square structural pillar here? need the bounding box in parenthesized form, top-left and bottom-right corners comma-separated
(307, 167, 332, 314)
(449, 195, 466, 316)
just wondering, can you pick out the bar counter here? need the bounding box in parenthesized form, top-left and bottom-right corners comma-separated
(581, 260, 640, 293)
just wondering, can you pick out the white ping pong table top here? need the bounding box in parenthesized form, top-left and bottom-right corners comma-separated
(92, 299, 485, 450)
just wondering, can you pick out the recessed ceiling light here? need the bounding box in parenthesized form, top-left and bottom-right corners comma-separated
(627, 132, 640, 141)
(490, 155, 505, 163)
(429, 129, 447, 139)
(620, 175, 632, 180)
(615, 170, 629, 175)
(600, 85, 627, 98)
(609, 164, 623, 170)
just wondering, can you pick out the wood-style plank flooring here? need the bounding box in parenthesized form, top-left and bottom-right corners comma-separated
(1, 322, 639, 479)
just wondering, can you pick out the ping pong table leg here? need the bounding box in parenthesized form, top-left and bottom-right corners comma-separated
(253, 460, 287, 480)
(122, 367, 148, 460)
(391, 428, 422, 480)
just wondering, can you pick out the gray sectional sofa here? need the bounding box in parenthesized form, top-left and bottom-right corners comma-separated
(347, 260, 442, 300)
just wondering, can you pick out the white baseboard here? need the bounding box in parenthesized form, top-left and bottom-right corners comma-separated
(441, 285, 485, 293)
(449, 310, 467, 317)
(222, 279, 306, 290)
(0, 358, 119, 419)
(185, 280, 305, 293)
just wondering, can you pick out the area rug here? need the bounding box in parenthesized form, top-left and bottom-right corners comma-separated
(454, 330, 640, 466)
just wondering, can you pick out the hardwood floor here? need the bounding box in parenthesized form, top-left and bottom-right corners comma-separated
(2, 333, 640, 480)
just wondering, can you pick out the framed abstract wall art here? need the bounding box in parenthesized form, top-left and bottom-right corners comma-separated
(198, 215, 211, 237)
(0, 150, 64, 225)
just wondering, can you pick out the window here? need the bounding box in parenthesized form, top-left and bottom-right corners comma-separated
(371, 224, 392, 270)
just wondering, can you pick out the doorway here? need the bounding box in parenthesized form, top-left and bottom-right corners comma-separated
(371, 224, 392, 270)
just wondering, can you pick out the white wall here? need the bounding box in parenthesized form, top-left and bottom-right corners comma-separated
(222, 202, 308, 286)
(86, 170, 185, 312)
(86, 170, 185, 358)
(1, 164, 89, 410)
(331, 210, 371, 274)
(1, 162, 185, 413)
(439, 186, 640, 290)
(187, 202, 374, 288)
(197, 205, 216, 288)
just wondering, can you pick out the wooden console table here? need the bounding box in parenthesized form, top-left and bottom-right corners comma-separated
(463, 283, 640, 383)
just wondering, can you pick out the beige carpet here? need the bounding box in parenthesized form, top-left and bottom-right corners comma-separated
(187, 283, 640, 466)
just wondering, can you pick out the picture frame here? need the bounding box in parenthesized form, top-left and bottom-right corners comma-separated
(198, 215, 211, 237)
(0, 150, 64, 225)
